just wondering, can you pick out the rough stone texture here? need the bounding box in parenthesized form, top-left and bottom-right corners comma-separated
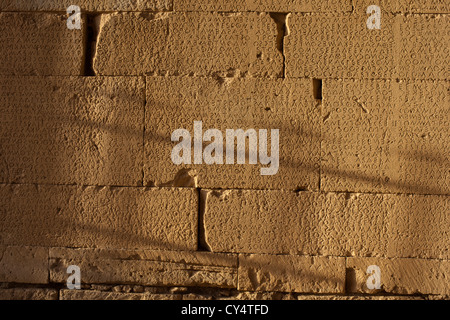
(94, 12, 283, 77)
(2, 1, 448, 13)
(0, 246, 48, 284)
(0, 185, 198, 250)
(285, 13, 449, 80)
(50, 248, 237, 288)
(218, 292, 296, 300)
(395, 15, 449, 80)
(285, 13, 395, 79)
(0, 0, 448, 301)
(347, 257, 450, 295)
(223, 292, 427, 300)
(145, 77, 319, 190)
(354, 0, 450, 13)
(0, 288, 58, 300)
(0, 13, 84, 76)
(0, 0, 172, 11)
(0, 77, 145, 186)
(204, 190, 449, 259)
(380, 194, 449, 259)
(322, 80, 449, 195)
(182, 293, 213, 300)
(175, 0, 352, 12)
(60, 290, 180, 300)
(395, 0, 450, 12)
(427, 295, 450, 300)
(238, 254, 345, 293)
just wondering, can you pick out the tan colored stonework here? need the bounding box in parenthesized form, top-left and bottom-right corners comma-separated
(204, 190, 449, 259)
(0, 77, 145, 186)
(0, 288, 58, 300)
(50, 248, 237, 288)
(1, 1, 448, 13)
(0, 0, 172, 11)
(175, 0, 352, 12)
(285, 14, 449, 79)
(60, 290, 180, 300)
(0, 0, 447, 301)
(322, 80, 449, 194)
(145, 77, 319, 190)
(354, 0, 450, 13)
(0, 13, 84, 76)
(0, 246, 48, 284)
(94, 13, 283, 77)
(0, 185, 198, 250)
(347, 257, 450, 295)
(238, 254, 346, 294)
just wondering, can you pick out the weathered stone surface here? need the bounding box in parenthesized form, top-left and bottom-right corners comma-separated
(0, 246, 48, 284)
(285, 13, 449, 79)
(395, 0, 450, 12)
(218, 292, 296, 300)
(175, 0, 352, 12)
(394, 15, 449, 80)
(204, 190, 449, 259)
(4, 0, 446, 13)
(347, 257, 450, 295)
(238, 254, 346, 293)
(322, 80, 449, 194)
(0, 77, 145, 186)
(0, 0, 447, 301)
(0, 288, 57, 300)
(0, 13, 84, 76)
(182, 293, 213, 300)
(285, 13, 395, 79)
(0, 0, 172, 11)
(427, 295, 450, 300)
(354, 0, 450, 13)
(50, 248, 237, 288)
(60, 290, 180, 300)
(94, 12, 283, 77)
(145, 77, 320, 190)
(385, 194, 449, 259)
(0, 185, 198, 250)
